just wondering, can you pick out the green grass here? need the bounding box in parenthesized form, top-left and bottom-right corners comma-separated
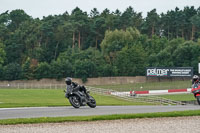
(92, 80, 191, 91)
(0, 89, 150, 108)
(0, 110, 200, 125)
(0, 80, 195, 108)
(159, 94, 196, 101)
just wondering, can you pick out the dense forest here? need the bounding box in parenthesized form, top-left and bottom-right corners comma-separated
(0, 6, 200, 81)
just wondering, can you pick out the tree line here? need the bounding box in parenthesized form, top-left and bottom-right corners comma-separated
(0, 6, 200, 81)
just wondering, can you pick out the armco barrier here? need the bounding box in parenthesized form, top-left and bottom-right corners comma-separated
(131, 88, 192, 95)
(88, 87, 184, 105)
(111, 88, 192, 96)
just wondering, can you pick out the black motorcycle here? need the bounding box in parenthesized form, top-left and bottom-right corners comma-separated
(64, 88, 96, 108)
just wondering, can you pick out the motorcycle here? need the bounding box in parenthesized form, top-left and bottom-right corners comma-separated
(64, 86, 96, 108)
(191, 83, 200, 105)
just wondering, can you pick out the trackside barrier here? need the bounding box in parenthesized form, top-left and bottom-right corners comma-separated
(86, 86, 185, 105)
(131, 88, 191, 95)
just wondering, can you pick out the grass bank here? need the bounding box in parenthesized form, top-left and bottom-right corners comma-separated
(0, 89, 150, 108)
(159, 94, 195, 101)
(0, 110, 200, 125)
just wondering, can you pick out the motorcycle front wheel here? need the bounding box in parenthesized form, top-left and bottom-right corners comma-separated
(87, 96, 96, 108)
(69, 95, 81, 108)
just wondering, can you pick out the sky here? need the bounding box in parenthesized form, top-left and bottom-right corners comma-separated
(1, 0, 200, 19)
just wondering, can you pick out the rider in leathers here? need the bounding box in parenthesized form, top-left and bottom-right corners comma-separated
(65, 77, 89, 98)
(192, 75, 200, 85)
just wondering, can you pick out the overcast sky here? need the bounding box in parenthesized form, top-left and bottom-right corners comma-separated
(1, 0, 200, 19)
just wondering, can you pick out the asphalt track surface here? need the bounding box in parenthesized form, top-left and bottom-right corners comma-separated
(0, 105, 200, 120)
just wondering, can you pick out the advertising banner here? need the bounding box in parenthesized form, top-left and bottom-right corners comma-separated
(146, 67, 193, 77)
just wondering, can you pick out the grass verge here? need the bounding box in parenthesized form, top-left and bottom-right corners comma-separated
(158, 94, 195, 101)
(0, 110, 200, 125)
(0, 89, 151, 108)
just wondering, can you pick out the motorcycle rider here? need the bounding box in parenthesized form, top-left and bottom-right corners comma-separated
(65, 77, 89, 98)
(192, 75, 199, 84)
(192, 75, 200, 87)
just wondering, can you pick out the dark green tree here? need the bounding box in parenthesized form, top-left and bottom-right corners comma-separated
(71, 7, 89, 49)
(34, 62, 51, 79)
(8, 9, 31, 31)
(114, 45, 147, 76)
(0, 41, 6, 65)
(120, 6, 143, 30)
(22, 57, 31, 79)
(142, 9, 160, 37)
(4, 63, 22, 80)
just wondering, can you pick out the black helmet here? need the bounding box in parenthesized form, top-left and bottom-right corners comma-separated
(65, 77, 72, 85)
(193, 75, 199, 82)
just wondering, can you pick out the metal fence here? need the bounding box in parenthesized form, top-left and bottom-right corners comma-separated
(0, 83, 66, 89)
(86, 86, 184, 105)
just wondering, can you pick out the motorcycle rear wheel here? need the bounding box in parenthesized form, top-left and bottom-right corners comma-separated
(69, 95, 81, 108)
(197, 96, 200, 105)
(87, 96, 96, 108)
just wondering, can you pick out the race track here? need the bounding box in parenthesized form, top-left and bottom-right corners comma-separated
(0, 105, 200, 120)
